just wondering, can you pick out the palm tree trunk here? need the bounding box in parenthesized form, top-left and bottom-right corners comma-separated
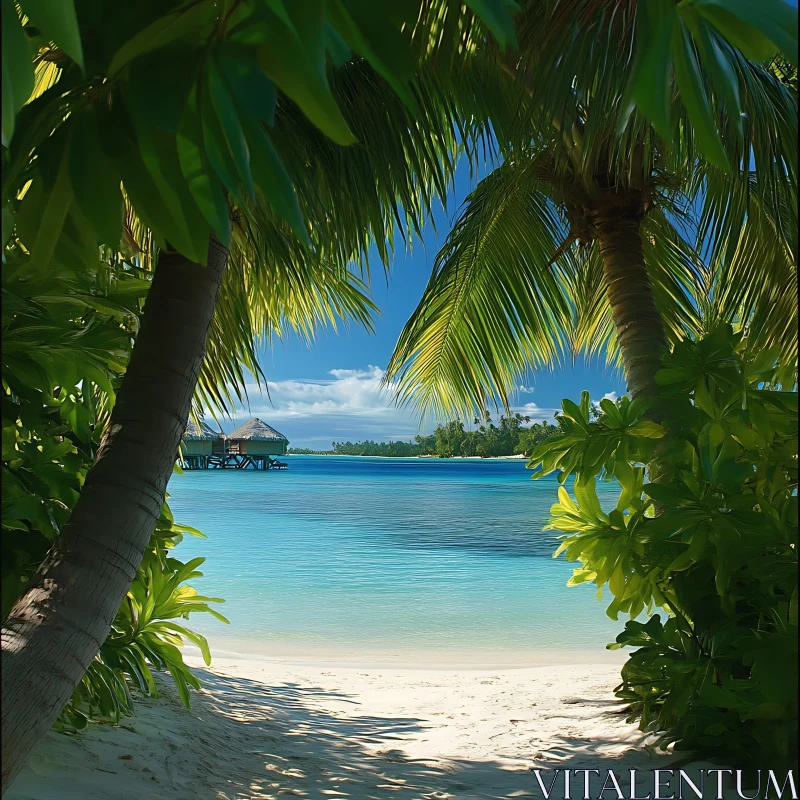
(1, 236, 228, 793)
(596, 215, 667, 401)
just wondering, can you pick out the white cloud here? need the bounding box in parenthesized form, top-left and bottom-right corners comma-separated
(255, 365, 394, 420)
(208, 366, 426, 448)
(513, 402, 561, 422)
(327, 366, 384, 380)
(602, 391, 619, 402)
(516, 384, 535, 394)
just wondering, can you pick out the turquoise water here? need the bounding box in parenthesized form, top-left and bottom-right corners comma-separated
(166, 456, 624, 663)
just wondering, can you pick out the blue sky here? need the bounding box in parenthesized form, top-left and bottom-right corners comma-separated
(222, 161, 626, 449)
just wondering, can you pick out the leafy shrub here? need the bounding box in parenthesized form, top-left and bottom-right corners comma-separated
(529, 326, 798, 771)
(56, 504, 228, 731)
(2, 246, 226, 730)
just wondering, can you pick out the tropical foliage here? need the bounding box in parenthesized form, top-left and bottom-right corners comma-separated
(418, 414, 558, 457)
(2, 246, 227, 729)
(386, 0, 798, 417)
(530, 326, 798, 770)
(295, 416, 558, 457)
(326, 440, 426, 457)
(59, 522, 228, 731)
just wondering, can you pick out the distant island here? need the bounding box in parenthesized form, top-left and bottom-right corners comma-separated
(288, 414, 558, 458)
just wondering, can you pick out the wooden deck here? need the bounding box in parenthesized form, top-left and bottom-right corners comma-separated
(179, 453, 288, 471)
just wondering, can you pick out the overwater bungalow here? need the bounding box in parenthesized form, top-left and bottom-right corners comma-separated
(226, 418, 289, 458)
(178, 417, 289, 470)
(180, 418, 224, 469)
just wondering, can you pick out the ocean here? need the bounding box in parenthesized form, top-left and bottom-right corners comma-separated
(166, 455, 626, 665)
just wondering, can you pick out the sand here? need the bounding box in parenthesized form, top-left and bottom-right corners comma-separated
(7, 654, 712, 800)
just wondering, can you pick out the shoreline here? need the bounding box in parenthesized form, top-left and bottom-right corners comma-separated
(285, 453, 530, 460)
(184, 640, 628, 670)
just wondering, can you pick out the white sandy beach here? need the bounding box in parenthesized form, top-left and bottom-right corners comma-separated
(6, 653, 714, 800)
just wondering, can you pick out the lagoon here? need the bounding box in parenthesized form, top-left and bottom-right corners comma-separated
(167, 455, 625, 665)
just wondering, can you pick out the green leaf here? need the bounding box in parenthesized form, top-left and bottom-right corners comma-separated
(18, 0, 83, 69)
(685, 527, 708, 562)
(324, 22, 351, 68)
(627, 0, 676, 138)
(29, 138, 73, 268)
(672, 22, 730, 171)
(609, 562, 626, 598)
(107, 1, 216, 77)
(707, 421, 726, 446)
(557, 485, 578, 513)
(573, 476, 606, 522)
(713, 458, 753, 487)
(69, 110, 122, 247)
(198, 81, 246, 207)
(687, 0, 797, 64)
(567, 568, 597, 587)
(606, 596, 623, 621)
(727, 420, 761, 449)
(628, 420, 667, 438)
(682, 14, 743, 134)
(216, 43, 277, 125)
(245, 8, 355, 145)
(742, 702, 786, 720)
(746, 343, 782, 378)
(465, 0, 519, 50)
(600, 398, 624, 427)
(133, 122, 211, 263)
(100, 105, 189, 255)
(326, 1, 418, 111)
(206, 55, 254, 200)
(240, 115, 310, 246)
(172, 522, 206, 538)
(703, 722, 727, 736)
(176, 87, 231, 246)
(126, 46, 203, 133)
(2, 0, 35, 124)
(1, 63, 15, 148)
(643, 483, 687, 505)
(561, 398, 588, 428)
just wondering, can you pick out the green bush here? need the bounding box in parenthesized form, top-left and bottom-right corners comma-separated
(529, 326, 798, 771)
(2, 246, 226, 730)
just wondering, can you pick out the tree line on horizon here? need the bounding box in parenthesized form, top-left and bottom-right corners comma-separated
(289, 414, 559, 457)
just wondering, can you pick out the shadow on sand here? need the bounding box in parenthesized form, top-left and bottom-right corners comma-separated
(11, 668, 713, 800)
(183, 669, 683, 800)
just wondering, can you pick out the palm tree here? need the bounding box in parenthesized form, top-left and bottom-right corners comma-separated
(0, 3, 517, 787)
(386, 2, 797, 418)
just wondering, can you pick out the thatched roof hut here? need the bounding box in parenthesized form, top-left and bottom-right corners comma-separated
(227, 418, 288, 456)
(182, 418, 224, 456)
(184, 418, 223, 441)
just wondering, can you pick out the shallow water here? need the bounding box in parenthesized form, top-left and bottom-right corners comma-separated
(166, 456, 625, 663)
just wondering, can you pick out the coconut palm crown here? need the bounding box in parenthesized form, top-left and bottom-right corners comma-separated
(386, 0, 798, 419)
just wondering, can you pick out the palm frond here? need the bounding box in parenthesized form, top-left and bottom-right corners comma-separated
(697, 194, 797, 376)
(269, 58, 464, 274)
(565, 243, 620, 369)
(557, 202, 703, 371)
(386, 154, 574, 419)
(641, 205, 704, 345)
